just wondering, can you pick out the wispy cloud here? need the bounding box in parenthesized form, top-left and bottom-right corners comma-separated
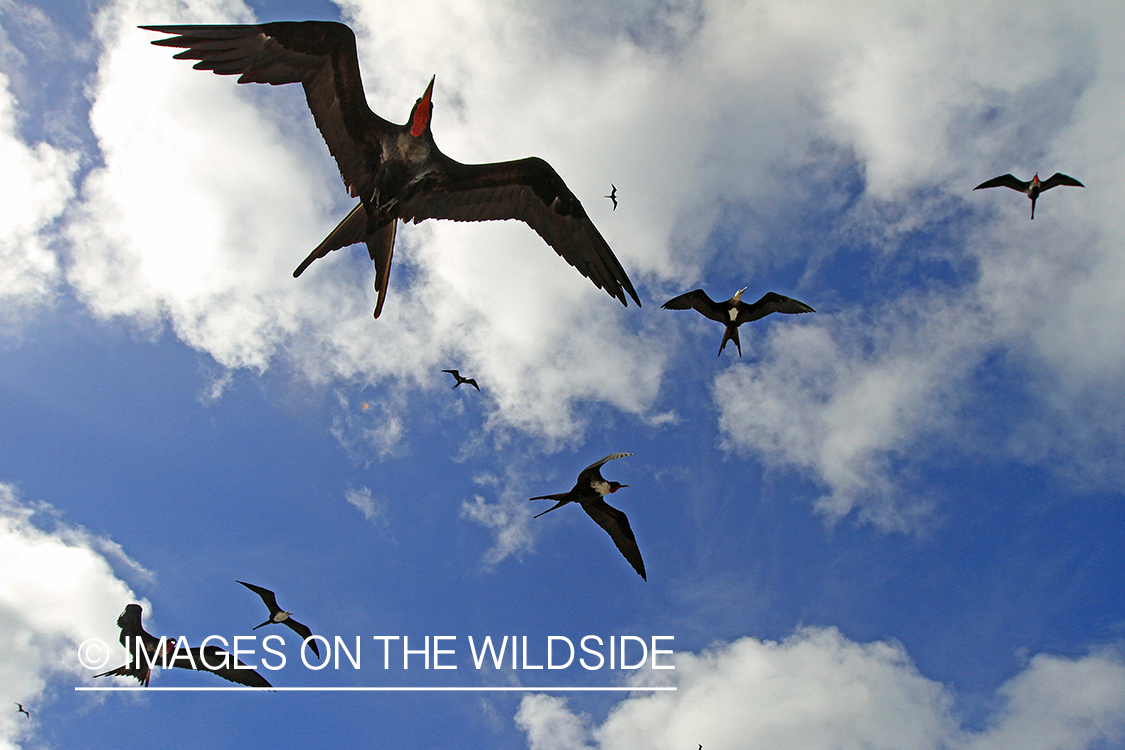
(344, 485, 388, 527)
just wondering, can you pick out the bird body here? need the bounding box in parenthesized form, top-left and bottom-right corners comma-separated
(604, 184, 618, 210)
(14, 703, 28, 717)
(442, 369, 480, 391)
(530, 452, 646, 580)
(238, 581, 321, 659)
(662, 288, 815, 356)
(973, 172, 1084, 219)
(94, 603, 272, 687)
(143, 21, 641, 317)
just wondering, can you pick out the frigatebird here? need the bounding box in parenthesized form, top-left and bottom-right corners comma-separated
(93, 603, 272, 687)
(142, 22, 642, 318)
(662, 288, 815, 357)
(605, 184, 618, 210)
(14, 703, 28, 717)
(529, 452, 646, 580)
(973, 172, 1084, 219)
(442, 369, 480, 391)
(237, 581, 320, 659)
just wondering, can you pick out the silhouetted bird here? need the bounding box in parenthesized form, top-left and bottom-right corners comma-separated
(442, 369, 480, 391)
(974, 172, 1084, 219)
(604, 184, 618, 210)
(143, 22, 641, 317)
(237, 581, 320, 659)
(94, 603, 272, 687)
(662, 288, 815, 356)
(530, 453, 646, 580)
(14, 703, 28, 717)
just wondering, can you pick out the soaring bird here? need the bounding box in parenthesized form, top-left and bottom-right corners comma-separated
(529, 452, 646, 580)
(662, 288, 815, 357)
(142, 22, 642, 318)
(94, 603, 272, 687)
(14, 703, 28, 717)
(973, 172, 1084, 219)
(442, 369, 480, 391)
(604, 184, 618, 210)
(237, 581, 320, 659)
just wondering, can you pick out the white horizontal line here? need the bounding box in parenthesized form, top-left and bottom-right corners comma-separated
(76, 686, 676, 692)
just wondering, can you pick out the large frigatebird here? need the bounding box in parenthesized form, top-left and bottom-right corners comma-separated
(973, 172, 1084, 219)
(93, 603, 272, 687)
(14, 703, 29, 718)
(237, 581, 320, 659)
(142, 22, 642, 318)
(442, 369, 480, 391)
(661, 288, 815, 357)
(530, 452, 646, 580)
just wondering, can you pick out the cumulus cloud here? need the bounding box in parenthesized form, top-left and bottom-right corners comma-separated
(704, 1, 1125, 525)
(714, 292, 991, 530)
(0, 482, 144, 750)
(61, 0, 668, 445)
(516, 627, 1125, 750)
(0, 66, 76, 320)
(14, 0, 1122, 507)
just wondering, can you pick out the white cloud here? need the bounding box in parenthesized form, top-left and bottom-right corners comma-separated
(20, 0, 1125, 504)
(344, 485, 388, 526)
(516, 627, 1125, 750)
(0, 482, 144, 750)
(0, 67, 76, 320)
(460, 469, 536, 568)
(714, 293, 990, 530)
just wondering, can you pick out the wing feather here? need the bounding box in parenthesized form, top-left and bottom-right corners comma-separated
(142, 21, 388, 202)
(395, 157, 640, 307)
(1039, 172, 1084, 191)
(735, 292, 815, 324)
(581, 498, 647, 580)
(661, 290, 727, 323)
(974, 174, 1029, 192)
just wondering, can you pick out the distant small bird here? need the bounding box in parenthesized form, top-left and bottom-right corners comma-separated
(973, 172, 1084, 219)
(94, 603, 271, 687)
(237, 581, 321, 659)
(662, 288, 815, 357)
(442, 369, 480, 391)
(14, 703, 29, 717)
(604, 184, 618, 210)
(530, 452, 646, 580)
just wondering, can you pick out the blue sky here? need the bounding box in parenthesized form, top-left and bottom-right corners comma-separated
(3, 0, 1125, 748)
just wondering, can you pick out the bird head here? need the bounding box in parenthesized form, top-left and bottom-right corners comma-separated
(732, 287, 748, 303)
(410, 75, 436, 138)
(608, 482, 628, 493)
(1032, 172, 1040, 184)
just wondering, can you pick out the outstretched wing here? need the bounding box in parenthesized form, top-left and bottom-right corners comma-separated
(581, 497, 647, 580)
(974, 174, 1029, 192)
(579, 452, 634, 477)
(735, 292, 815, 325)
(172, 646, 273, 688)
(282, 618, 321, 659)
(237, 580, 281, 614)
(395, 156, 641, 308)
(1039, 172, 1084, 191)
(661, 289, 727, 323)
(142, 21, 390, 203)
